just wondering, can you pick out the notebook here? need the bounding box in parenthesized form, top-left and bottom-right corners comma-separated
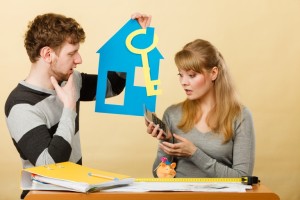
(21, 162, 134, 193)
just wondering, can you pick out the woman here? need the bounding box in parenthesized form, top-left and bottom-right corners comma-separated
(146, 39, 255, 178)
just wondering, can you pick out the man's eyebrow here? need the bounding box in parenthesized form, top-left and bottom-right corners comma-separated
(69, 49, 79, 54)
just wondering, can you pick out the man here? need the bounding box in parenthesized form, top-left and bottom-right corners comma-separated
(4, 12, 151, 199)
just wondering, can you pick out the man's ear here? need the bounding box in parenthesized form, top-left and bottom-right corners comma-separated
(40, 46, 52, 63)
(211, 66, 219, 81)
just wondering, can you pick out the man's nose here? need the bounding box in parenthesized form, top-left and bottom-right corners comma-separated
(74, 53, 82, 64)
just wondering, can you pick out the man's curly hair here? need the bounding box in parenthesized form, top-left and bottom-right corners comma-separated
(24, 13, 85, 63)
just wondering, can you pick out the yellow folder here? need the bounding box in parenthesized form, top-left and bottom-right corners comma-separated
(21, 162, 134, 193)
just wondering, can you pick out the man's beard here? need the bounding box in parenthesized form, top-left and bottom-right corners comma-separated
(50, 63, 70, 82)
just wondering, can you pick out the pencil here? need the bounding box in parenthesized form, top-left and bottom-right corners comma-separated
(88, 172, 119, 181)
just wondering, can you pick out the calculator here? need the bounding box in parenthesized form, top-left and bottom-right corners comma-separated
(151, 114, 167, 133)
(144, 105, 168, 137)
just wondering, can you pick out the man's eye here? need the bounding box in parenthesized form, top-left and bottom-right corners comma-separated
(69, 51, 77, 56)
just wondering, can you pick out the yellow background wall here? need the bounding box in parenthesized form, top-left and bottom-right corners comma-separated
(1, 1, 299, 199)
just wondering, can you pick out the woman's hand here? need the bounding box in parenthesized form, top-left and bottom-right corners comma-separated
(145, 120, 172, 140)
(159, 134, 197, 157)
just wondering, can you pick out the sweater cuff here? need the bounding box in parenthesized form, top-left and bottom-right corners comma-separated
(189, 148, 210, 165)
(61, 107, 77, 121)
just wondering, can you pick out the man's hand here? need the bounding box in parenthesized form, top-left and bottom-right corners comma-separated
(131, 12, 152, 28)
(50, 74, 76, 111)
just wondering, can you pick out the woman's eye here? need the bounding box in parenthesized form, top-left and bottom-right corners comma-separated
(177, 73, 183, 77)
(189, 74, 196, 78)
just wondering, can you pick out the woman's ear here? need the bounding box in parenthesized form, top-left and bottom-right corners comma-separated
(211, 66, 219, 81)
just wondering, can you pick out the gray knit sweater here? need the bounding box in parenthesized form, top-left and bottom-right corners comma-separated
(5, 70, 125, 169)
(152, 104, 255, 178)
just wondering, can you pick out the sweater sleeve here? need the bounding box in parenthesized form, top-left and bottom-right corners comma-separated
(6, 104, 77, 166)
(189, 107, 255, 177)
(80, 73, 97, 101)
(80, 72, 126, 100)
(106, 72, 126, 98)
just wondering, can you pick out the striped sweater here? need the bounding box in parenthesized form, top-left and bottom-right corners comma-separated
(5, 70, 125, 169)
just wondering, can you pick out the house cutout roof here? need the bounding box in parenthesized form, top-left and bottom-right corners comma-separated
(95, 19, 163, 116)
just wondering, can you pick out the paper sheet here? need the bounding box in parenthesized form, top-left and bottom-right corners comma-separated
(102, 182, 252, 192)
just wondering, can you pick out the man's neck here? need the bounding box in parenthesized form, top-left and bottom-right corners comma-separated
(25, 63, 54, 90)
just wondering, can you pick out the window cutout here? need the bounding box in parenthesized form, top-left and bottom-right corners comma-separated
(105, 89, 125, 105)
(104, 71, 126, 106)
(134, 66, 145, 87)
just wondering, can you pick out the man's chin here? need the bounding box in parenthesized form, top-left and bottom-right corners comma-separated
(57, 75, 69, 82)
(68, 70, 74, 76)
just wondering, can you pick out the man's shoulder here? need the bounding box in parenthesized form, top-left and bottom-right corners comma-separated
(5, 83, 51, 117)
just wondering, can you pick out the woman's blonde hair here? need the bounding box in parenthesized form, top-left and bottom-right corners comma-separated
(175, 39, 242, 142)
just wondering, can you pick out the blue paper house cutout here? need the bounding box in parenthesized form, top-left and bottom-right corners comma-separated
(95, 19, 164, 116)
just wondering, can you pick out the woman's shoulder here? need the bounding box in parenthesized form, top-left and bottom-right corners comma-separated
(164, 103, 182, 115)
(241, 106, 253, 119)
(234, 106, 254, 126)
(166, 103, 181, 110)
(162, 103, 183, 125)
